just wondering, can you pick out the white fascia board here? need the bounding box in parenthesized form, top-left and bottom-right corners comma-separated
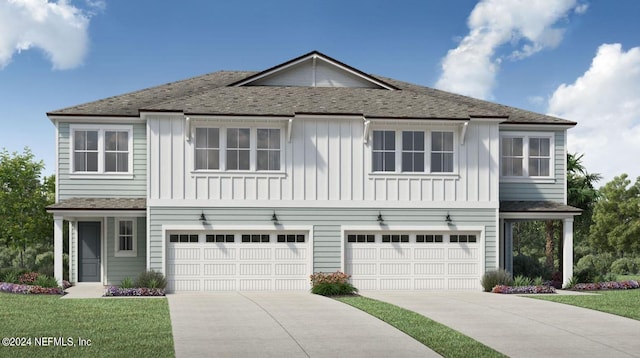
(47, 115, 143, 124)
(499, 123, 575, 131)
(500, 212, 581, 220)
(367, 118, 469, 126)
(147, 199, 499, 209)
(294, 113, 363, 121)
(46, 210, 146, 218)
(188, 114, 292, 123)
(469, 117, 508, 123)
(139, 112, 183, 121)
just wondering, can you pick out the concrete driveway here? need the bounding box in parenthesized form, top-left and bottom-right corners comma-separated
(363, 291, 640, 358)
(167, 292, 438, 358)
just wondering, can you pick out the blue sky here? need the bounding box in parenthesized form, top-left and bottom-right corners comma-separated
(1, 0, 639, 185)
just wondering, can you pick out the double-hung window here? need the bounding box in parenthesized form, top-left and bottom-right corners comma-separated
(193, 126, 282, 172)
(431, 131, 454, 173)
(501, 133, 553, 179)
(372, 129, 455, 174)
(71, 125, 132, 175)
(372, 130, 396, 172)
(402, 131, 425, 172)
(115, 219, 136, 257)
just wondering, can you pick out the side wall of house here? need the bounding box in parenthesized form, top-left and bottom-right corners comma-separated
(105, 217, 147, 285)
(499, 129, 566, 202)
(56, 121, 147, 200)
(148, 207, 498, 275)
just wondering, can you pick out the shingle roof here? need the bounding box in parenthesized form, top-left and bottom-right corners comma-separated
(47, 197, 147, 211)
(47, 61, 575, 125)
(500, 201, 582, 213)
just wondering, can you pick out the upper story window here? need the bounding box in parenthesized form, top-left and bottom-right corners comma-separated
(195, 128, 220, 170)
(372, 129, 456, 174)
(372, 130, 396, 172)
(500, 133, 553, 179)
(71, 125, 133, 175)
(193, 126, 282, 172)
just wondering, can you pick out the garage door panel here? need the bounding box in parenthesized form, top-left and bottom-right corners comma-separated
(240, 263, 271, 275)
(348, 247, 376, 260)
(380, 248, 410, 259)
(448, 247, 478, 259)
(351, 263, 376, 275)
(381, 278, 411, 290)
(204, 263, 235, 275)
(415, 278, 445, 290)
(380, 263, 411, 275)
(275, 247, 306, 260)
(204, 248, 236, 260)
(239, 248, 272, 260)
(275, 263, 306, 275)
(171, 279, 200, 292)
(240, 279, 271, 291)
(448, 263, 478, 275)
(414, 263, 445, 275)
(204, 279, 236, 291)
(448, 278, 479, 290)
(170, 247, 200, 260)
(168, 263, 199, 276)
(352, 278, 377, 290)
(414, 248, 445, 260)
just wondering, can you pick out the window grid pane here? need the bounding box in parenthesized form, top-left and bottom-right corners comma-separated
(402, 131, 425, 172)
(257, 128, 281, 171)
(105, 131, 129, 173)
(195, 128, 220, 170)
(372, 130, 395, 172)
(501, 137, 524, 176)
(528, 137, 551, 177)
(431, 132, 454, 173)
(227, 128, 250, 170)
(74, 130, 99, 172)
(118, 220, 134, 252)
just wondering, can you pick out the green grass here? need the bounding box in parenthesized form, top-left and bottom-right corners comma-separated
(0, 293, 174, 357)
(530, 289, 640, 321)
(336, 296, 505, 358)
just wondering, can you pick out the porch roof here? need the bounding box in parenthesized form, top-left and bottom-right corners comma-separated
(47, 197, 147, 211)
(500, 201, 582, 214)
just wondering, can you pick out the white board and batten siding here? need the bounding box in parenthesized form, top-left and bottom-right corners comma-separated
(147, 115, 500, 206)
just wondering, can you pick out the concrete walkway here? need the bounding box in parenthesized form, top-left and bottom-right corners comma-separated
(61, 284, 104, 299)
(363, 291, 640, 358)
(167, 292, 439, 358)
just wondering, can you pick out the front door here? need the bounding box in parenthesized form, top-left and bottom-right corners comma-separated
(78, 222, 101, 282)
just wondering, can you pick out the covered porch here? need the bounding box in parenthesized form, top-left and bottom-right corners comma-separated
(499, 201, 582, 286)
(46, 197, 147, 285)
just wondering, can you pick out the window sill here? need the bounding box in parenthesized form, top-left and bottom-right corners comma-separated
(191, 170, 287, 177)
(368, 172, 460, 179)
(500, 177, 556, 184)
(69, 173, 134, 180)
(114, 251, 137, 258)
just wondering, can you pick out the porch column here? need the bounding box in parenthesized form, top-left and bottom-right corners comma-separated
(562, 218, 574, 287)
(54, 216, 64, 285)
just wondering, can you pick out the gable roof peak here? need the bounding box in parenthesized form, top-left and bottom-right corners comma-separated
(229, 51, 399, 90)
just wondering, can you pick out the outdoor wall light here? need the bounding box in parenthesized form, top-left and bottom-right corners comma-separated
(199, 212, 207, 222)
(271, 212, 279, 224)
(377, 212, 384, 223)
(445, 213, 453, 225)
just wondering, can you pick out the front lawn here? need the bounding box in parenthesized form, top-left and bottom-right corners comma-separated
(336, 296, 505, 358)
(0, 293, 174, 357)
(530, 289, 640, 321)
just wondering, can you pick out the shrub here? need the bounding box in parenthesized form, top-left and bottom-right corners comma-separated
(610, 258, 639, 275)
(2, 271, 19, 284)
(513, 254, 547, 279)
(34, 275, 60, 288)
(120, 277, 134, 288)
(492, 285, 556, 294)
(481, 269, 513, 292)
(309, 271, 358, 296)
(550, 271, 563, 289)
(533, 276, 545, 286)
(565, 275, 579, 289)
(512, 275, 532, 287)
(18, 272, 40, 285)
(575, 254, 614, 283)
(104, 286, 165, 297)
(135, 270, 167, 289)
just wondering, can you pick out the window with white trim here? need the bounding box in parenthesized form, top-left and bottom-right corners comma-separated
(372, 130, 395, 172)
(500, 133, 553, 178)
(402, 131, 425, 172)
(193, 126, 283, 172)
(115, 219, 136, 257)
(431, 131, 454, 173)
(71, 125, 133, 175)
(257, 128, 281, 171)
(195, 128, 220, 170)
(371, 129, 456, 174)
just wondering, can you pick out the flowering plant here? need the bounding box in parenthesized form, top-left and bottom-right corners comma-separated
(18, 272, 40, 285)
(104, 286, 165, 297)
(310, 271, 351, 285)
(572, 280, 639, 291)
(309, 271, 358, 296)
(492, 285, 556, 294)
(0, 282, 63, 295)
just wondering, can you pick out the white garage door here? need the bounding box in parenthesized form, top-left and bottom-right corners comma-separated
(345, 232, 481, 290)
(166, 232, 309, 292)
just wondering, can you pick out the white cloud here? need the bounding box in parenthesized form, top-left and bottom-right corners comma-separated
(435, 0, 585, 100)
(0, 0, 97, 70)
(548, 43, 640, 184)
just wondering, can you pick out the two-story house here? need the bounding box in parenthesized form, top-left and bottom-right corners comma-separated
(47, 51, 580, 292)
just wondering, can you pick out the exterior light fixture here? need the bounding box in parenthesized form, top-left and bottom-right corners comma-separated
(445, 213, 452, 224)
(199, 212, 207, 222)
(271, 212, 279, 224)
(377, 212, 384, 223)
